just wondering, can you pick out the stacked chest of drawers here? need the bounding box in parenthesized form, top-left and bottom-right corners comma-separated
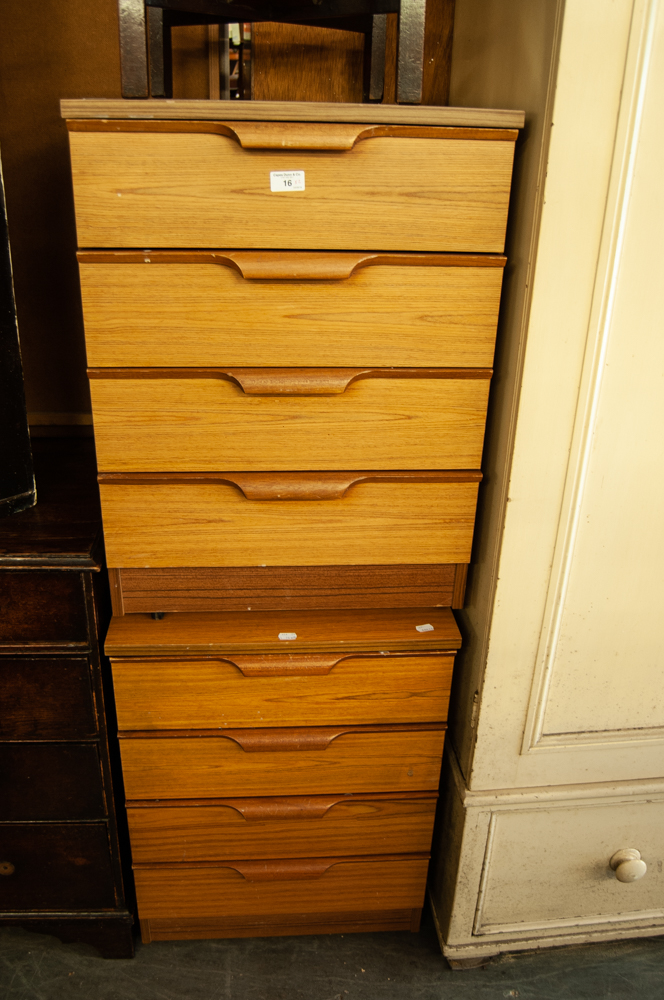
(64, 102, 518, 942)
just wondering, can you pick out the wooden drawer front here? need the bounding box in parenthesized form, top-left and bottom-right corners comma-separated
(134, 857, 429, 921)
(0, 572, 88, 647)
(79, 257, 504, 369)
(0, 657, 97, 740)
(90, 372, 490, 473)
(98, 477, 480, 568)
(0, 744, 105, 820)
(111, 653, 454, 730)
(128, 794, 437, 863)
(119, 727, 445, 799)
(114, 564, 465, 614)
(0, 823, 116, 910)
(68, 128, 515, 251)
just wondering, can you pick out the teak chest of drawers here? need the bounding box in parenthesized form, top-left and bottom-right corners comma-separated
(64, 102, 520, 943)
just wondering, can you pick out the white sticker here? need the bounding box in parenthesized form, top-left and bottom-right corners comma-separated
(278, 632, 297, 641)
(270, 170, 305, 192)
(416, 623, 434, 633)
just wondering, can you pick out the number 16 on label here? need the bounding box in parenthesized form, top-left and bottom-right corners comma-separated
(270, 170, 305, 192)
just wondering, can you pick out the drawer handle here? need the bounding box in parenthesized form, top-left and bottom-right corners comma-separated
(218, 250, 383, 280)
(224, 654, 348, 676)
(220, 859, 338, 881)
(224, 727, 352, 752)
(0, 861, 15, 876)
(78, 249, 508, 278)
(610, 849, 647, 882)
(217, 794, 374, 820)
(87, 367, 492, 396)
(98, 471, 478, 501)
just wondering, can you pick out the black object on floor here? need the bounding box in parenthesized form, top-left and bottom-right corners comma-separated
(1, 904, 663, 1000)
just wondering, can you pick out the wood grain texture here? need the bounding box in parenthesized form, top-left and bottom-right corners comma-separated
(118, 727, 445, 798)
(0, 572, 88, 647)
(133, 857, 429, 920)
(110, 652, 454, 730)
(104, 606, 461, 657)
(252, 22, 364, 104)
(78, 259, 504, 368)
(0, 657, 97, 740)
(139, 907, 420, 940)
(452, 563, 469, 610)
(98, 478, 480, 567)
(0, 824, 116, 910)
(127, 793, 437, 862)
(61, 99, 526, 128)
(78, 250, 507, 273)
(115, 564, 458, 614)
(68, 120, 519, 146)
(68, 131, 516, 251)
(89, 374, 490, 472)
(0, 744, 105, 820)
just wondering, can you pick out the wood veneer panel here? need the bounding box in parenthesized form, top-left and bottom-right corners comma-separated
(116, 564, 457, 613)
(97, 477, 480, 568)
(133, 857, 430, 920)
(89, 374, 490, 472)
(140, 908, 419, 940)
(68, 131, 515, 251)
(104, 606, 461, 657)
(61, 99, 526, 128)
(0, 824, 116, 910)
(78, 259, 504, 369)
(127, 793, 437, 862)
(0, 572, 88, 647)
(118, 726, 445, 798)
(110, 653, 454, 729)
(0, 657, 97, 740)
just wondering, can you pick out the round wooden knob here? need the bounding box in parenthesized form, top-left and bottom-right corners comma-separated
(0, 861, 15, 876)
(609, 849, 647, 882)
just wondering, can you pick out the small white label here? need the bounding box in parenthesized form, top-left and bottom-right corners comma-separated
(416, 623, 434, 633)
(278, 632, 297, 641)
(270, 170, 305, 192)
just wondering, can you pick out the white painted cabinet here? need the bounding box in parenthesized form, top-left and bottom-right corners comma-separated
(431, 0, 664, 963)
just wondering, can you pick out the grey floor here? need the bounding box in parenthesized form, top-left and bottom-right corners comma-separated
(2, 906, 663, 1000)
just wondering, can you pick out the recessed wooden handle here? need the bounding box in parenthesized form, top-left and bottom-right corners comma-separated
(88, 367, 492, 395)
(226, 369, 367, 395)
(225, 654, 347, 676)
(0, 861, 15, 876)
(224, 859, 338, 881)
(219, 251, 380, 280)
(98, 470, 482, 501)
(218, 794, 356, 820)
(224, 727, 351, 752)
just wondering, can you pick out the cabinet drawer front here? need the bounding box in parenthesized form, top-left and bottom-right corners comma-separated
(476, 799, 664, 934)
(69, 129, 515, 251)
(0, 744, 105, 820)
(98, 478, 480, 568)
(0, 657, 97, 740)
(128, 794, 437, 862)
(0, 572, 88, 647)
(0, 823, 116, 910)
(90, 374, 491, 473)
(134, 857, 429, 920)
(111, 653, 454, 730)
(79, 257, 503, 369)
(119, 728, 445, 799)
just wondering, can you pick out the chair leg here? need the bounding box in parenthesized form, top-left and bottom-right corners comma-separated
(366, 14, 387, 102)
(148, 7, 173, 97)
(118, 0, 149, 98)
(396, 0, 426, 103)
